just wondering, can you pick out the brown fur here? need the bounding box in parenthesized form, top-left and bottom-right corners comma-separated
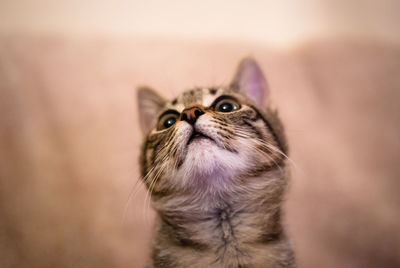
(138, 67, 296, 267)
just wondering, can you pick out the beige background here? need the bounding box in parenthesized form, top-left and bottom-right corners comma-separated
(1, 0, 400, 47)
(0, 1, 400, 268)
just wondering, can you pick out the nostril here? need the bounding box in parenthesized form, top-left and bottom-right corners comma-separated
(181, 113, 188, 121)
(194, 109, 204, 117)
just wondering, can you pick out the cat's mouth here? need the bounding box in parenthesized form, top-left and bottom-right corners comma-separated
(187, 131, 214, 145)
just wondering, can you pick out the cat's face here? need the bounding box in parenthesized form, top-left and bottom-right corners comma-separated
(138, 58, 286, 196)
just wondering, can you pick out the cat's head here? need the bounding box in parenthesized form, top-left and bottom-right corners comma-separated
(137, 58, 287, 196)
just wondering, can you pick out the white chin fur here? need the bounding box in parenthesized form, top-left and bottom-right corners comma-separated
(176, 138, 247, 190)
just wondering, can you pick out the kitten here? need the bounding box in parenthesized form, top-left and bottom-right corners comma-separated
(137, 58, 295, 268)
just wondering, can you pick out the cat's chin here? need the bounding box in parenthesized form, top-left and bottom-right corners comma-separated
(187, 134, 214, 147)
(178, 138, 246, 188)
(185, 137, 219, 165)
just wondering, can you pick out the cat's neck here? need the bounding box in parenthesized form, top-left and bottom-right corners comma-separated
(151, 171, 293, 268)
(150, 167, 294, 268)
(152, 169, 287, 243)
(153, 168, 287, 213)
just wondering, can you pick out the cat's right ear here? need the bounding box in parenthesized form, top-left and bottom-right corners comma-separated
(137, 87, 166, 134)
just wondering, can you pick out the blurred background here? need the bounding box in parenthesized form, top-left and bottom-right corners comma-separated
(0, 1, 399, 267)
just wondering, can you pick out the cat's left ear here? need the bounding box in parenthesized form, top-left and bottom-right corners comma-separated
(230, 57, 269, 107)
(137, 87, 166, 134)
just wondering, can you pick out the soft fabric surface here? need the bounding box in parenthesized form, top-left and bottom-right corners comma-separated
(0, 35, 399, 268)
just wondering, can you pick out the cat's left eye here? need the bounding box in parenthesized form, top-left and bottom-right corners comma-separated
(215, 98, 240, 113)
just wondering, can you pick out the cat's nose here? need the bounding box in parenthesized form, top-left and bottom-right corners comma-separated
(181, 106, 205, 125)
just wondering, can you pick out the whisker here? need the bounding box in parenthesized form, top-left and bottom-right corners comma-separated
(143, 154, 169, 223)
(122, 164, 157, 223)
(233, 127, 300, 173)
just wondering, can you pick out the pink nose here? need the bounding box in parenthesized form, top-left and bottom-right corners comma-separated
(181, 106, 205, 125)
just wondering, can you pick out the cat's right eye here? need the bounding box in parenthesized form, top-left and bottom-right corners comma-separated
(158, 112, 179, 130)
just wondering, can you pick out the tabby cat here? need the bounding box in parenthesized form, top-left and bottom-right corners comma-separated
(137, 58, 295, 268)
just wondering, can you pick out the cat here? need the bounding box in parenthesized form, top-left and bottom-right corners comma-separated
(137, 58, 295, 268)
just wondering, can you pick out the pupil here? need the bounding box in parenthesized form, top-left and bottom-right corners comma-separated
(219, 102, 233, 112)
(164, 117, 176, 128)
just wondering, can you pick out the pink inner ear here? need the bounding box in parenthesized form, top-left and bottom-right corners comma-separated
(245, 67, 264, 101)
(235, 58, 269, 107)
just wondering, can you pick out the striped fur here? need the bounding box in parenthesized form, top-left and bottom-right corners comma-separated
(138, 59, 295, 267)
